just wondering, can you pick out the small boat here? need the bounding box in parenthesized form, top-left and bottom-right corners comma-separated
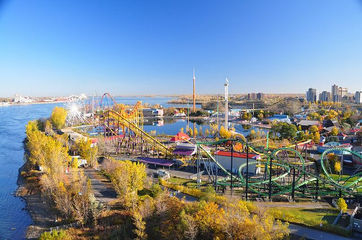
(317, 142, 352, 155)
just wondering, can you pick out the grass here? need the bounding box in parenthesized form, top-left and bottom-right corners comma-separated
(160, 178, 226, 203)
(267, 207, 351, 237)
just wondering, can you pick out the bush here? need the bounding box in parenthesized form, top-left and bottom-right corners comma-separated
(39, 229, 71, 240)
(150, 183, 162, 198)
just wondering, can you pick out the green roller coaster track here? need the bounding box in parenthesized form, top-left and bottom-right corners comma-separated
(196, 139, 362, 198)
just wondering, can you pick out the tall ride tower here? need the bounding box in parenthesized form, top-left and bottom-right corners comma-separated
(193, 69, 196, 112)
(224, 78, 229, 130)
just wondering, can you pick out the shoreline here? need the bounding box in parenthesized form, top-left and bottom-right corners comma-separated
(16, 163, 57, 239)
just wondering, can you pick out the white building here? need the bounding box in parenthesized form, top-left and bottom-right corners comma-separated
(13, 94, 33, 103)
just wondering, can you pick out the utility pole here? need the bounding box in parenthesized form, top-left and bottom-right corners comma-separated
(193, 69, 196, 113)
(230, 142, 234, 196)
(245, 141, 249, 201)
(224, 78, 229, 130)
(216, 95, 219, 128)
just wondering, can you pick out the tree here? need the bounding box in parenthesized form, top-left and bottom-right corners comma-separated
(110, 160, 146, 208)
(50, 107, 67, 129)
(39, 229, 71, 240)
(271, 122, 297, 140)
(133, 210, 147, 240)
(195, 201, 226, 238)
(76, 138, 98, 167)
(331, 126, 339, 136)
(242, 112, 252, 121)
(309, 125, 319, 133)
(188, 128, 193, 137)
(334, 161, 341, 173)
(312, 132, 320, 144)
(327, 110, 338, 120)
(257, 112, 264, 120)
(219, 126, 232, 139)
(199, 126, 203, 137)
(336, 198, 347, 213)
(193, 127, 198, 138)
(205, 128, 210, 137)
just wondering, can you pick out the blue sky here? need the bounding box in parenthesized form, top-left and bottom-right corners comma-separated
(0, 0, 361, 97)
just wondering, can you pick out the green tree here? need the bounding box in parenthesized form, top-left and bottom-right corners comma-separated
(50, 107, 67, 129)
(39, 229, 71, 240)
(271, 122, 297, 140)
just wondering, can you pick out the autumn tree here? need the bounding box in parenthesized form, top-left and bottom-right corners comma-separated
(132, 210, 147, 240)
(76, 138, 98, 167)
(309, 125, 319, 133)
(109, 160, 146, 208)
(50, 107, 67, 129)
(219, 126, 232, 139)
(337, 198, 347, 213)
(312, 132, 320, 144)
(331, 126, 339, 136)
(242, 112, 252, 121)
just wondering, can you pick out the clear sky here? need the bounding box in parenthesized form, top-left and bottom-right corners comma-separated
(0, 0, 361, 97)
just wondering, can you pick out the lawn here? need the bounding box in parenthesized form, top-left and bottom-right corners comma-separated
(268, 207, 351, 237)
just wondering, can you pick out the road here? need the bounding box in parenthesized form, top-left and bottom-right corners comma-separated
(289, 223, 355, 240)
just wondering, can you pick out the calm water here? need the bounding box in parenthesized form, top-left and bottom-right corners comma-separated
(0, 103, 64, 239)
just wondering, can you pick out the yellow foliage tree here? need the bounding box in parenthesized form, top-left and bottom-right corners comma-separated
(110, 160, 146, 208)
(334, 161, 341, 173)
(50, 107, 67, 129)
(336, 198, 347, 213)
(309, 125, 319, 133)
(331, 126, 339, 136)
(76, 138, 98, 167)
(312, 132, 320, 144)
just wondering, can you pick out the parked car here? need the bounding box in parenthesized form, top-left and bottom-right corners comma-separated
(156, 169, 170, 179)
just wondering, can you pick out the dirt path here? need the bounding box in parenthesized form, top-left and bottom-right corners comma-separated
(83, 169, 117, 204)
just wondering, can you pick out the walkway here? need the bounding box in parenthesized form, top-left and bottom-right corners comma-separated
(289, 223, 354, 240)
(83, 169, 117, 204)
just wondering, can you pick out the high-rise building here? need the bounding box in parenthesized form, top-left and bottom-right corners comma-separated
(256, 93, 264, 100)
(247, 93, 256, 100)
(319, 91, 331, 102)
(355, 91, 362, 104)
(331, 84, 341, 102)
(339, 87, 348, 97)
(332, 84, 339, 96)
(306, 88, 317, 102)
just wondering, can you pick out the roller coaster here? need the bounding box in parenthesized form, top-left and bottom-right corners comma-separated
(96, 93, 172, 156)
(92, 93, 361, 200)
(196, 138, 362, 199)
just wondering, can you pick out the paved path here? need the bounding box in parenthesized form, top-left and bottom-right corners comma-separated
(84, 169, 117, 204)
(289, 223, 354, 240)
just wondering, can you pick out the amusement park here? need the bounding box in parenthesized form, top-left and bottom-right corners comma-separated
(15, 85, 362, 240)
(50, 84, 362, 238)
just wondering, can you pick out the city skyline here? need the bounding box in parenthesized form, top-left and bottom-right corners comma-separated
(0, 0, 362, 96)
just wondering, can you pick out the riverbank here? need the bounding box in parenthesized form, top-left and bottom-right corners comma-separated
(16, 163, 57, 239)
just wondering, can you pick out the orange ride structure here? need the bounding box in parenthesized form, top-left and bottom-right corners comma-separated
(96, 93, 172, 156)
